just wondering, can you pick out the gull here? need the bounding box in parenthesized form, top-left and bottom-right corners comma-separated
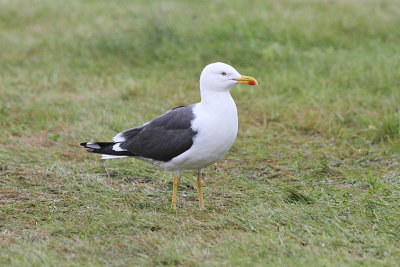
(80, 62, 258, 210)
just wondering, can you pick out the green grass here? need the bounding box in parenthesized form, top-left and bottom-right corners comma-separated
(1, 0, 400, 265)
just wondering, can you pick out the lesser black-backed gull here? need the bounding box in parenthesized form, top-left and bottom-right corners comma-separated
(80, 62, 258, 210)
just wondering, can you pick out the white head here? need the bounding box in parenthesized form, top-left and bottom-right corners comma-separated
(199, 62, 258, 92)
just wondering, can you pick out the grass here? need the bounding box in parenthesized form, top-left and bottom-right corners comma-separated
(1, 0, 400, 265)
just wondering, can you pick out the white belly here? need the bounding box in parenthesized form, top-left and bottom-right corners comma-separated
(164, 97, 238, 171)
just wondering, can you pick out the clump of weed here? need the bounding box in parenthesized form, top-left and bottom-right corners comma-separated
(283, 187, 315, 204)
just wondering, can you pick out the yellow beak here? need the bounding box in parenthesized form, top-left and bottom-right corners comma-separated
(233, 75, 258, 86)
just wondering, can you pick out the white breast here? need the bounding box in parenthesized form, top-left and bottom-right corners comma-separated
(164, 93, 238, 171)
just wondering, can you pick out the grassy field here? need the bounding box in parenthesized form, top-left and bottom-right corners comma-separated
(1, 0, 400, 265)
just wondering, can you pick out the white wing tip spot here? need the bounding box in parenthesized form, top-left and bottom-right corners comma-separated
(112, 143, 126, 152)
(86, 142, 101, 149)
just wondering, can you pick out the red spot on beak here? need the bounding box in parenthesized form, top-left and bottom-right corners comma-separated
(248, 80, 256, 85)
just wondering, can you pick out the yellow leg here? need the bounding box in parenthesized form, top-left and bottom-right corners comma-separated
(171, 172, 180, 210)
(197, 170, 205, 210)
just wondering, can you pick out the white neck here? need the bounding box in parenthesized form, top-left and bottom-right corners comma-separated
(200, 87, 234, 106)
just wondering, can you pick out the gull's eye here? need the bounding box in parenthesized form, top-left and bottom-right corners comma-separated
(221, 72, 227, 76)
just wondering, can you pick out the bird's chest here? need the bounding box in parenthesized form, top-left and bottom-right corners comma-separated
(198, 112, 237, 145)
(191, 102, 238, 160)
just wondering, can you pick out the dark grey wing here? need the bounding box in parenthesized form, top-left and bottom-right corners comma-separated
(118, 105, 197, 162)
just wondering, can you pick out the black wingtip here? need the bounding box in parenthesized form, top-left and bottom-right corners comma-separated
(80, 142, 87, 147)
